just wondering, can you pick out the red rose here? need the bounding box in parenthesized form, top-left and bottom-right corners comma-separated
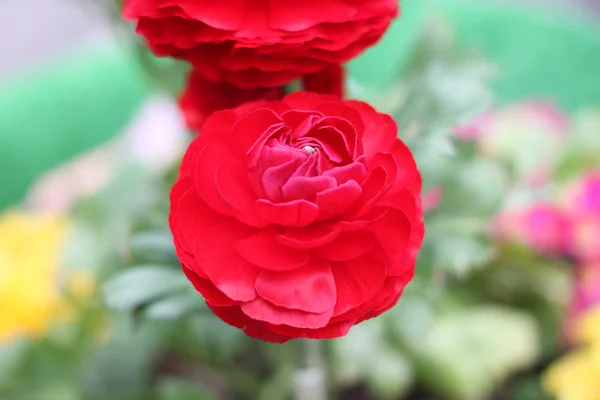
(180, 71, 284, 132)
(169, 92, 423, 342)
(181, 66, 345, 131)
(124, 0, 398, 88)
(303, 64, 346, 99)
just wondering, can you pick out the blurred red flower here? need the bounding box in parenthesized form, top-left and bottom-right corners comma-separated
(169, 92, 424, 342)
(124, 0, 397, 88)
(180, 66, 345, 131)
(303, 64, 346, 99)
(180, 71, 284, 132)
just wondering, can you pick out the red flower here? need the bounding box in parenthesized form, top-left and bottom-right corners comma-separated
(180, 71, 284, 132)
(303, 64, 346, 98)
(169, 92, 423, 342)
(124, 0, 397, 89)
(181, 65, 345, 132)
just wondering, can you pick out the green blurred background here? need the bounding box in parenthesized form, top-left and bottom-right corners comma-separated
(1, 0, 599, 209)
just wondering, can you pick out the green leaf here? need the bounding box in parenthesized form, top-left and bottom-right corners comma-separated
(332, 323, 414, 399)
(256, 365, 293, 400)
(102, 265, 189, 311)
(427, 233, 494, 277)
(127, 230, 178, 265)
(365, 351, 413, 400)
(79, 319, 166, 400)
(156, 378, 214, 400)
(414, 306, 540, 400)
(0, 340, 29, 388)
(436, 158, 507, 218)
(555, 107, 600, 180)
(182, 315, 246, 361)
(144, 291, 205, 320)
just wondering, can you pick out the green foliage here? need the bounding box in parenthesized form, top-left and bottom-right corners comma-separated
(555, 107, 600, 181)
(102, 265, 193, 311)
(413, 306, 540, 400)
(156, 378, 215, 400)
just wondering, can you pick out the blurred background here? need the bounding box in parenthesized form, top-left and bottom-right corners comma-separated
(1, 0, 600, 399)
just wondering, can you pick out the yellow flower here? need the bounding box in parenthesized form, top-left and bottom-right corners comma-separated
(576, 306, 600, 345)
(0, 211, 68, 342)
(543, 306, 600, 400)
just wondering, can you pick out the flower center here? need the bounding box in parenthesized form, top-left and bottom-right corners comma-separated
(302, 145, 317, 155)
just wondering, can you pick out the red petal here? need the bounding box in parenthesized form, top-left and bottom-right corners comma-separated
(192, 221, 259, 301)
(215, 162, 267, 227)
(276, 224, 341, 249)
(387, 141, 418, 193)
(323, 162, 367, 185)
(235, 228, 311, 271)
(315, 180, 362, 220)
(348, 153, 397, 217)
(229, 108, 285, 160)
(255, 259, 336, 313)
(208, 304, 291, 343)
(255, 198, 319, 227)
(241, 297, 333, 328)
(172, 181, 230, 252)
(283, 92, 342, 110)
(335, 206, 388, 231)
(182, 266, 237, 307)
(356, 270, 415, 323)
(267, 320, 355, 339)
(331, 249, 387, 316)
(313, 231, 376, 261)
(371, 208, 413, 276)
(268, 1, 356, 31)
(303, 65, 346, 99)
(282, 175, 337, 202)
(346, 100, 397, 157)
(192, 141, 233, 216)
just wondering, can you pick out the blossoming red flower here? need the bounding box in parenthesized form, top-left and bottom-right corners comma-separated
(180, 71, 284, 132)
(169, 92, 423, 342)
(303, 64, 346, 99)
(124, 0, 397, 88)
(181, 66, 346, 131)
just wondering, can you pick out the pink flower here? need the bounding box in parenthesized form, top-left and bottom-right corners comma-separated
(569, 216, 600, 263)
(456, 100, 568, 187)
(566, 263, 600, 340)
(422, 186, 442, 212)
(563, 171, 600, 262)
(494, 203, 570, 255)
(564, 171, 600, 217)
(453, 113, 492, 140)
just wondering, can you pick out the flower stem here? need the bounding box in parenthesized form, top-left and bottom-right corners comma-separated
(292, 339, 328, 400)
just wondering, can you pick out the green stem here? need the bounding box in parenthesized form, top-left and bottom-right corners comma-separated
(292, 339, 327, 400)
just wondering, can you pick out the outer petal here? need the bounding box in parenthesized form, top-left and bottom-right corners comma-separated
(241, 297, 333, 328)
(346, 100, 397, 157)
(208, 304, 291, 343)
(235, 228, 311, 271)
(267, 320, 355, 339)
(182, 266, 237, 307)
(255, 259, 336, 313)
(371, 208, 413, 276)
(276, 224, 341, 249)
(330, 245, 387, 316)
(192, 221, 259, 302)
(303, 64, 346, 98)
(313, 231, 376, 261)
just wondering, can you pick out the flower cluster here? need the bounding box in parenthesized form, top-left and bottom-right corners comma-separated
(124, 0, 425, 341)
